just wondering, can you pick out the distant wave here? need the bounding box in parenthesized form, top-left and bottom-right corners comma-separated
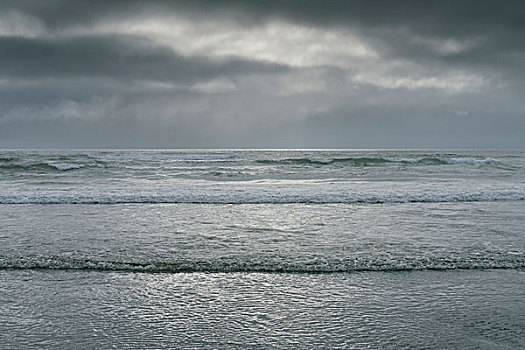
(1, 256, 523, 273)
(0, 162, 87, 172)
(0, 156, 236, 173)
(256, 156, 500, 167)
(0, 155, 505, 174)
(446, 157, 500, 166)
(90, 153, 236, 162)
(257, 157, 394, 166)
(46, 162, 86, 171)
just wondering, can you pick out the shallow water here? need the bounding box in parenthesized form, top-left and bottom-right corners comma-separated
(1, 202, 524, 272)
(1, 270, 523, 349)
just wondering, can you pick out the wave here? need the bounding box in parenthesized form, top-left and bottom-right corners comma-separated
(0, 154, 506, 175)
(47, 162, 86, 171)
(257, 157, 392, 166)
(256, 156, 500, 167)
(446, 157, 500, 166)
(2, 189, 523, 205)
(90, 153, 235, 162)
(1, 256, 523, 273)
(0, 156, 236, 173)
(0, 162, 87, 172)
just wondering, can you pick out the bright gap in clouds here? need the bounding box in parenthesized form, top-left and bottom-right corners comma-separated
(66, 16, 377, 68)
(0, 9, 487, 93)
(54, 14, 487, 94)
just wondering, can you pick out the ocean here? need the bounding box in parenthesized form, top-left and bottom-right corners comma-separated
(1, 149, 524, 349)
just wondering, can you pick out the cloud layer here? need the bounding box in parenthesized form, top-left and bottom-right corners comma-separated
(1, 0, 524, 148)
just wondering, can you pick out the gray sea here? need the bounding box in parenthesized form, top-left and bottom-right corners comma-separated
(1, 149, 524, 349)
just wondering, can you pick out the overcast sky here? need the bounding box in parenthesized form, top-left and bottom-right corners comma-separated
(0, 0, 524, 148)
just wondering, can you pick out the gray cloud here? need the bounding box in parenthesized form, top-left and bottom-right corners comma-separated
(0, 0, 524, 148)
(0, 35, 287, 81)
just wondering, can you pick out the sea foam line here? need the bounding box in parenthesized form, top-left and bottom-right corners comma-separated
(1, 257, 523, 273)
(0, 193, 523, 205)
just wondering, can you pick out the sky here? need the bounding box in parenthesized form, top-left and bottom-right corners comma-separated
(0, 0, 524, 149)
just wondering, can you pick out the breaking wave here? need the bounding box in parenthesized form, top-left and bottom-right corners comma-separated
(0, 162, 87, 172)
(1, 256, 523, 273)
(1, 188, 523, 205)
(256, 156, 500, 166)
(90, 153, 236, 162)
(0, 153, 507, 176)
(446, 157, 500, 166)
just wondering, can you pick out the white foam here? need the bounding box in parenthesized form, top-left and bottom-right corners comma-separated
(47, 162, 85, 171)
(90, 153, 235, 162)
(1, 255, 522, 272)
(0, 181, 523, 205)
(446, 157, 500, 166)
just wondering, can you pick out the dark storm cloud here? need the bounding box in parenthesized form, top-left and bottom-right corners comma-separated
(196, 0, 523, 81)
(5, 0, 525, 56)
(8, 1, 524, 31)
(0, 35, 287, 81)
(3, 0, 524, 76)
(1, 0, 524, 148)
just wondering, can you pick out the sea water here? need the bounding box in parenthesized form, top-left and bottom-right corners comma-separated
(0, 149, 524, 348)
